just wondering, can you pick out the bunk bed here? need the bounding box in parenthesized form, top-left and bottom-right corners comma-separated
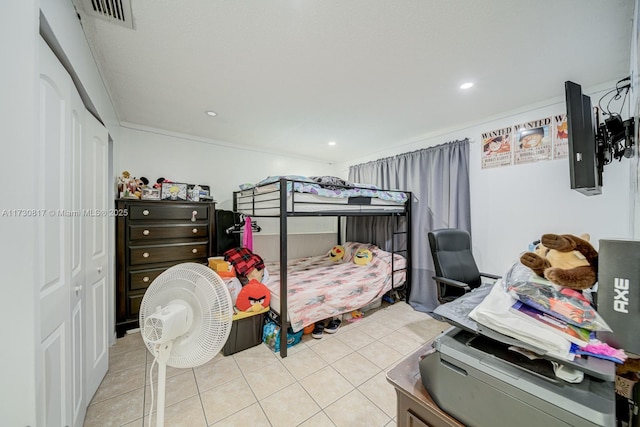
(233, 176, 412, 358)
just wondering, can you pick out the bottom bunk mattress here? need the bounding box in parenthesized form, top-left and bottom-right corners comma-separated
(264, 241, 406, 332)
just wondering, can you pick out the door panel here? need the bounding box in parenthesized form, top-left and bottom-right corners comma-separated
(83, 112, 110, 401)
(69, 73, 85, 427)
(39, 38, 71, 427)
(71, 302, 83, 424)
(42, 326, 66, 427)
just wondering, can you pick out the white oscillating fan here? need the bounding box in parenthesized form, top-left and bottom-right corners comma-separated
(139, 262, 233, 427)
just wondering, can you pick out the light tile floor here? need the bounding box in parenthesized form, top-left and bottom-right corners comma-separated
(83, 302, 448, 427)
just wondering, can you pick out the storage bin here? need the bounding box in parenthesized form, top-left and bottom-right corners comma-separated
(222, 308, 268, 356)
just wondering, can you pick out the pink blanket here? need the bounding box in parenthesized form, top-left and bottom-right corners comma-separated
(265, 242, 406, 332)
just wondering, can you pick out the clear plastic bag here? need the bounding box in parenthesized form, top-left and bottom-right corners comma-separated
(262, 319, 303, 352)
(432, 282, 494, 332)
(502, 261, 612, 332)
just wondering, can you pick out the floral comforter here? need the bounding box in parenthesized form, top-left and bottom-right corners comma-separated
(264, 242, 406, 332)
(239, 175, 408, 203)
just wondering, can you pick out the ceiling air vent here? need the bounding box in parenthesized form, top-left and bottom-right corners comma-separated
(80, 0, 134, 29)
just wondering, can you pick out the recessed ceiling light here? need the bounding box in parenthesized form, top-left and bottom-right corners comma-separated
(460, 82, 474, 90)
(328, 141, 337, 146)
(205, 110, 217, 117)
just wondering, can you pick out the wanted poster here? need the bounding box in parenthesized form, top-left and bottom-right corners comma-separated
(553, 113, 568, 159)
(514, 117, 552, 165)
(481, 126, 513, 169)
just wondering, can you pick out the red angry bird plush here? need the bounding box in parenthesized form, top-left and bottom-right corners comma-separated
(235, 279, 271, 312)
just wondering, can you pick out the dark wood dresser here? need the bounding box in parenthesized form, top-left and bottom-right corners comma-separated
(115, 199, 216, 337)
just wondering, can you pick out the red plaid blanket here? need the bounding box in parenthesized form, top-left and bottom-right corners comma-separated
(223, 247, 265, 276)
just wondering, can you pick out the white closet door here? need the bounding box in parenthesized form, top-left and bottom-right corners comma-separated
(38, 37, 109, 427)
(38, 37, 73, 427)
(83, 112, 109, 402)
(69, 75, 86, 427)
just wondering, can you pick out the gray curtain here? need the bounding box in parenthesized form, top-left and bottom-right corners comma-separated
(347, 139, 471, 312)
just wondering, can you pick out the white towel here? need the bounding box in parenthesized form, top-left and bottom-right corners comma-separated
(469, 281, 574, 361)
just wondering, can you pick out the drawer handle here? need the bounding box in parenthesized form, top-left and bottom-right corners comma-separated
(142, 276, 150, 283)
(192, 248, 198, 254)
(143, 229, 150, 236)
(143, 209, 150, 216)
(143, 252, 150, 258)
(192, 228, 198, 234)
(191, 210, 198, 222)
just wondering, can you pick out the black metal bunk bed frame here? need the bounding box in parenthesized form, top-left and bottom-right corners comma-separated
(233, 177, 412, 358)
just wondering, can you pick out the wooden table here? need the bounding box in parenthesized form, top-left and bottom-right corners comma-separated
(386, 342, 464, 427)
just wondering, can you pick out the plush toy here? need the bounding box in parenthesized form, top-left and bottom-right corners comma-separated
(520, 233, 598, 290)
(235, 279, 271, 312)
(353, 248, 372, 266)
(329, 245, 345, 262)
(246, 267, 266, 283)
(617, 356, 640, 376)
(118, 171, 137, 198)
(208, 258, 236, 279)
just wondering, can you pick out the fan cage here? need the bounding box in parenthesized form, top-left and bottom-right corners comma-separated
(140, 263, 234, 368)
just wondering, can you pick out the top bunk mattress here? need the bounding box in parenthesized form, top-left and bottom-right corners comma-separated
(234, 175, 409, 215)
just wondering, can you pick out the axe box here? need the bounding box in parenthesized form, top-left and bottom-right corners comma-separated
(597, 239, 640, 355)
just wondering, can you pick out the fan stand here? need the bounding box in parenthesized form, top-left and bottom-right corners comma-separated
(152, 341, 173, 427)
(139, 263, 234, 427)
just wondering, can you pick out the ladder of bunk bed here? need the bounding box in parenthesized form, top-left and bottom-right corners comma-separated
(392, 193, 411, 303)
(278, 179, 289, 358)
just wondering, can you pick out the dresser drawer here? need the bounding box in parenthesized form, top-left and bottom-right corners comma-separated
(129, 204, 209, 221)
(129, 242, 209, 265)
(129, 223, 208, 240)
(129, 267, 167, 291)
(129, 293, 144, 317)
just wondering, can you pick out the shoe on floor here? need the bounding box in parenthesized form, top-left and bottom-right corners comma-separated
(311, 322, 325, 339)
(324, 319, 341, 334)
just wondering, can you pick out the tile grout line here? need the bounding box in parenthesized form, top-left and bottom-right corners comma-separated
(89, 302, 443, 427)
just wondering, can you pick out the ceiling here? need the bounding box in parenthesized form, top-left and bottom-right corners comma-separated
(73, 0, 635, 164)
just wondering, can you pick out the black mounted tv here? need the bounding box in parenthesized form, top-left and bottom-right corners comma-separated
(564, 81, 602, 196)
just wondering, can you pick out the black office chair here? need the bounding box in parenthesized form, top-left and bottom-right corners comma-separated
(427, 228, 501, 305)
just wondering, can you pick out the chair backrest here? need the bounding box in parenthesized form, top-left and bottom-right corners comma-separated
(428, 228, 482, 290)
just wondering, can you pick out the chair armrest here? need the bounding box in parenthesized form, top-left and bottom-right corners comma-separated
(432, 276, 471, 291)
(480, 272, 501, 280)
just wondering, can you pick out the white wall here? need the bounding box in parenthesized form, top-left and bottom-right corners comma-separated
(40, 0, 120, 139)
(114, 125, 340, 208)
(114, 125, 341, 237)
(469, 110, 630, 275)
(1, 2, 39, 426)
(337, 89, 634, 276)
